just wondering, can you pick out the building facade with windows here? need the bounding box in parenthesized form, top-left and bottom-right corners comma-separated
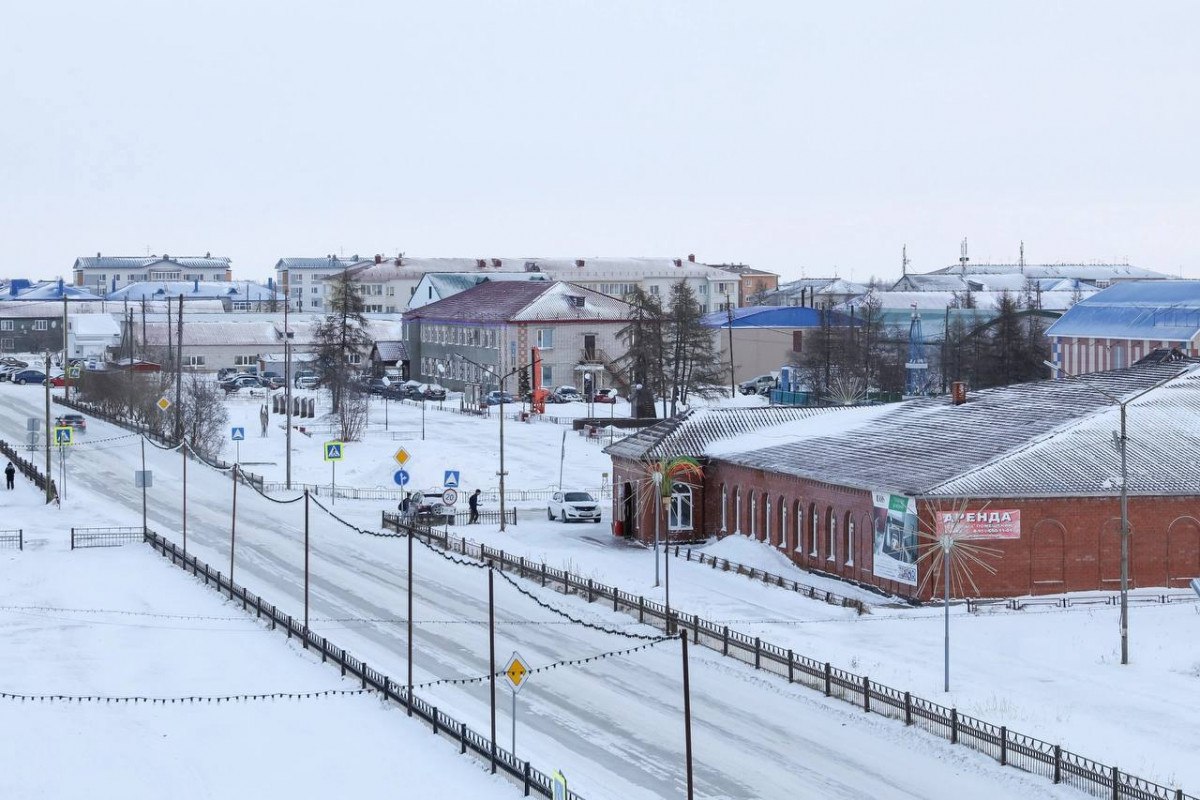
(607, 363, 1200, 600)
(403, 280, 633, 404)
(72, 255, 232, 294)
(274, 256, 373, 311)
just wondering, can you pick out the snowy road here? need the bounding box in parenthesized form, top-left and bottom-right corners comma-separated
(0, 390, 1077, 800)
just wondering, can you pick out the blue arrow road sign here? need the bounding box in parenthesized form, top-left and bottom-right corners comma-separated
(231, 427, 245, 441)
(444, 470, 460, 488)
(394, 469, 410, 486)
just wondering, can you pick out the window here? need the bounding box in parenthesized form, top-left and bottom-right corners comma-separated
(750, 494, 757, 538)
(235, 355, 256, 366)
(781, 504, 788, 549)
(734, 488, 742, 534)
(792, 331, 803, 352)
(541, 364, 553, 385)
(827, 510, 837, 561)
(1, 338, 13, 351)
(0, 320, 12, 331)
(310, 300, 319, 307)
(765, 497, 772, 543)
(311, 287, 319, 294)
(668, 482, 693, 531)
(720, 485, 728, 532)
(536, 328, 554, 349)
(649, 285, 660, 295)
(845, 515, 855, 567)
(346, 353, 362, 365)
(33, 320, 48, 331)
(810, 505, 819, 557)
(185, 355, 206, 367)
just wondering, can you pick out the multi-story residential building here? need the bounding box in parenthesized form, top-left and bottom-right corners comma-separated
(273, 256, 372, 311)
(106, 280, 283, 312)
(72, 254, 232, 294)
(403, 280, 633, 404)
(304, 254, 744, 314)
(708, 264, 780, 306)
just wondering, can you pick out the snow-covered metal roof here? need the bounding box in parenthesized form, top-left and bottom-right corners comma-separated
(925, 262, 1170, 280)
(699, 305, 855, 328)
(604, 406, 841, 462)
(858, 290, 1090, 314)
(106, 281, 281, 303)
(74, 255, 232, 271)
(9, 281, 105, 300)
(714, 363, 1200, 498)
(404, 281, 631, 324)
(141, 321, 280, 347)
(1045, 280, 1200, 342)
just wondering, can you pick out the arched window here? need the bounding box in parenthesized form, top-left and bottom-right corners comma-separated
(668, 482, 693, 531)
(765, 496, 772, 543)
(809, 504, 819, 557)
(750, 494, 758, 538)
(735, 488, 742, 534)
(780, 501, 789, 549)
(794, 500, 804, 553)
(844, 512, 855, 567)
(826, 508, 837, 561)
(720, 485, 728, 533)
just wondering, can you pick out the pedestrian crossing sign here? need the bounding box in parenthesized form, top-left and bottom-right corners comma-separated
(54, 426, 73, 446)
(324, 441, 344, 461)
(444, 470, 460, 488)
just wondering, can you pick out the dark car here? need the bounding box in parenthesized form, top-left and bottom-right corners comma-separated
(417, 384, 447, 401)
(54, 413, 87, 432)
(366, 378, 390, 395)
(381, 382, 409, 400)
(217, 367, 239, 382)
(219, 375, 262, 393)
(11, 369, 47, 385)
(484, 390, 516, 406)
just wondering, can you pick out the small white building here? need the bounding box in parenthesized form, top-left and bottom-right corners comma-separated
(67, 314, 121, 360)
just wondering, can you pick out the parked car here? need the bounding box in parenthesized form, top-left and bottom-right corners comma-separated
(553, 385, 582, 403)
(417, 383, 447, 401)
(54, 414, 87, 432)
(293, 370, 316, 388)
(260, 375, 285, 390)
(295, 375, 320, 390)
(484, 390, 516, 406)
(381, 382, 409, 400)
(219, 375, 262, 393)
(48, 374, 74, 387)
(547, 491, 601, 523)
(739, 374, 778, 395)
(216, 367, 239, 382)
(10, 369, 47, 385)
(593, 388, 619, 404)
(365, 377, 390, 395)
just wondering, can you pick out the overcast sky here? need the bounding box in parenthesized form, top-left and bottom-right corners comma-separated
(3, 1, 1198, 284)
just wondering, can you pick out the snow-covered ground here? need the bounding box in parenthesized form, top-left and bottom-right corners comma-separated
(0, 380, 1195, 799)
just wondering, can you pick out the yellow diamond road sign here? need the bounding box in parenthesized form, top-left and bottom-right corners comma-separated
(157, 397, 171, 411)
(393, 447, 411, 466)
(504, 652, 529, 693)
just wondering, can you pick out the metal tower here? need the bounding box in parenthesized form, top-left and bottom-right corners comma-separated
(905, 303, 928, 395)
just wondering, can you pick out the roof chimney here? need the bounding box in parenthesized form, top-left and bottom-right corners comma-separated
(491, 258, 502, 268)
(687, 253, 695, 263)
(375, 254, 382, 264)
(394, 257, 403, 266)
(476, 259, 487, 269)
(575, 259, 585, 268)
(951, 381, 968, 405)
(673, 258, 682, 267)
(96, 251, 101, 258)
(205, 251, 211, 258)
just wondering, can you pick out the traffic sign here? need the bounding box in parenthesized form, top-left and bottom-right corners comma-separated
(157, 397, 171, 411)
(231, 427, 245, 441)
(393, 469, 410, 486)
(26, 417, 39, 432)
(551, 771, 569, 800)
(54, 426, 73, 446)
(504, 652, 529, 694)
(443, 470, 460, 488)
(135, 470, 153, 489)
(394, 447, 411, 466)
(68, 366, 81, 379)
(324, 441, 344, 461)
(442, 487, 458, 506)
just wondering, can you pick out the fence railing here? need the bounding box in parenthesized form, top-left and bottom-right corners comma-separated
(677, 547, 869, 614)
(71, 526, 144, 550)
(140, 530, 586, 800)
(0, 529, 23, 551)
(0, 438, 58, 503)
(260, 481, 611, 506)
(379, 512, 1196, 800)
(965, 591, 1199, 612)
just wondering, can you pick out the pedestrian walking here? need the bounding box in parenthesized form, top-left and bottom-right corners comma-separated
(4, 462, 14, 490)
(468, 489, 481, 524)
(398, 494, 411, 526)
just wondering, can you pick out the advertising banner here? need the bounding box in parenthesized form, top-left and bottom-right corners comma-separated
(935, 509, 1021, 540)
(872, 491, 918, 586)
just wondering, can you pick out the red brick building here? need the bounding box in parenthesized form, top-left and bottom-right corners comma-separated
(606, 364, 1200, 600)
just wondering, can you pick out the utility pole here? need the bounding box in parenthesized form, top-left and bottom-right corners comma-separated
(725, 292, 735, 397)
(43, 351, 52, 504)
(62, 294, 70, 403)
(175, 294, 183, 442)
(285, 297, 293, 490)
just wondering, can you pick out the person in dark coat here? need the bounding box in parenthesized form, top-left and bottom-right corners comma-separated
(4, 462, 14, 490)
(468, 489, 481, 523)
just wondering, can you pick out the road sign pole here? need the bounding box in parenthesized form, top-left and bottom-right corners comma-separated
(141, 438, 147, 535)
(235, 440, 240, 465)
(331, 460, 336, 506)
(304, 489, 310, 632)
(512, 688, 517, 754)
(407, 526, 413, 717)
(489, 567, 496, 774)
(230, 463, 238, 585)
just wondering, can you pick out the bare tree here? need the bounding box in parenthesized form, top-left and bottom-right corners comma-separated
(337, 386, 368, 441)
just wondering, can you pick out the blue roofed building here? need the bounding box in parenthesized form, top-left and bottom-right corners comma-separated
(1046, 280, 1200, 376)
(701, 305, 856, 384)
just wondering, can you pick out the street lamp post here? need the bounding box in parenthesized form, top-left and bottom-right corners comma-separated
(1044, 361, 1177, 666)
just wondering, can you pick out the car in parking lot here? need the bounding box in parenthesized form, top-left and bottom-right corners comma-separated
(484, 390, 516, 406)
(10, 369, 47, 385)
(54, 413, 87, 432)
(219, 375, 263, 393)
(593, 388, 619, 403)
(553, 386, 582, 403)
(364, 377, 390, 395)
(295, 375, 320, 390)
(547, 491, 601, 523)
(48, 373, 74, 387)
(416, 383, 447, 401)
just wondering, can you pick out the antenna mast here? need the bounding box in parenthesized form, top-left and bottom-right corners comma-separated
(902, 244, 910, 276)
(959, 238, 969, 275)
(1019, 241, 1025, 274)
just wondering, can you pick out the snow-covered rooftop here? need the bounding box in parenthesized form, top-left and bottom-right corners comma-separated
(604, 406, 840, 462)
(1045, 280, 1200, 341)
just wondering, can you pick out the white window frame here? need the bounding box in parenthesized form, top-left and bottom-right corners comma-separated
(780, 505, 788, 549)
(750, 495, 757, 538)
(810, 508, 819, 557)
(827, 513, 837, 562)
(668, 482, 693, 531)
(846, 518, 855, 567)
(185, 354, 206, 367)
(765, 498, 772, 543)
(536, 328, 554, 349)
(735, 489, 742, 535)
(33, 320, 49, 331)
(720, 486, 727, 533)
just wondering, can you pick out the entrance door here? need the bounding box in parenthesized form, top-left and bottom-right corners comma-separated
(583, 334, 597, 361)
(622, 482, 636, 537)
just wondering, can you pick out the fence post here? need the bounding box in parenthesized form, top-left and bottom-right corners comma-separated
(523, 761, 531, 796)
(541, 562, 547, 587)
(432, 707, 439, 736)
(951, 708, 958, 744)
(361, 663, 367, 690)
(904, 692, 912, 725)
(863, 675, 870, 712)
(824, 662, 832, 696)
(613, 588, 619, 613)
(70, 528, 75, 550)
(341, 648, 346, 677)
(787, 650, 794, 683)
(723, 626, 729, 656)
(639, 596, 645, 623)
(1053, 745, 1061, 783)
(587, 579, 593, 603)
(999, 726, 1007, 765)
(754, 637, 761, 669)
(1111, 766, 1119, 800)
(461, 722, 467, 755)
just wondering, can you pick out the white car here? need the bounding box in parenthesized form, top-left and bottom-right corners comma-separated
(547, 491, 601, 523)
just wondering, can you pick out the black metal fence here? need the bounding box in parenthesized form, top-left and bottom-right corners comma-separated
(0, 438, 58, 503)
(71, 526, 145, 550)
(676, 547, 869, 614)
(0, 529, 23, 551)
(140, 530, 586, 800)
(379, 512, 1196, 800)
